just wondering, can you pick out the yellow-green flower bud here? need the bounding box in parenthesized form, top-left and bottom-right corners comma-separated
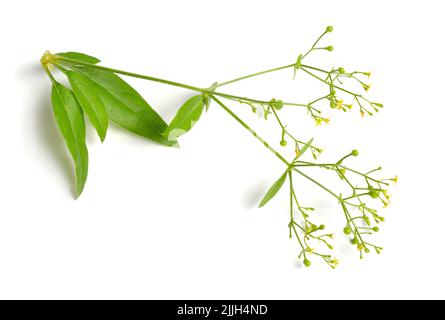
(369, 190, 380, 199)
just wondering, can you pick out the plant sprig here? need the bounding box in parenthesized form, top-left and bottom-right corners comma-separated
(40, 26, 396, 267)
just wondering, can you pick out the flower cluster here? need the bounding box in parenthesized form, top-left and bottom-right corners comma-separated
(290, 151, 396, 266)
(228, 27, 395, 267)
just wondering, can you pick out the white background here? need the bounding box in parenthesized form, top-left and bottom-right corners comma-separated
(1, 0, 444, 299)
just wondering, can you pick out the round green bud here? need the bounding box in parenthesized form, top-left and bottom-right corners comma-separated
(343, 226, 352, 235)
(351, 149, 359, 157)
(275, 100, 284, 110)
(319, 224, 326, 230)
(326, 46, 334, 52)
(338, 67, 345, 74)
(280, 140, 287, 147)
(369, 190, 379, 199)
(373, 227, 380, 232)
(351, 237, 359, 245)
(303, 259, 311, 267)
(365, 248, 371, 253)
(326, 26, 334, 33)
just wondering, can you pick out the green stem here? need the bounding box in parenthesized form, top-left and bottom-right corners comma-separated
(42, 65, 56, 84)
(215, 58, 357, 100)
(55, 55, 206, 92)
(301, 67, 358, 97)
(216, 64, 295, 88)
(341, 166, 389, 185)
(292, 168, 340, 200)
(211, 95, 342, 205)
(270, 105, 286, 129)
(302, 31, 328, 58)
(293, 160, 388, 186)
(56, 55, 309, 109)
(270, 105, 312, 147)
(212, 91, 308, 108)
(205, 28, 328, 87)
(210, 95, 290, 167)
(301, 64, 331, 74)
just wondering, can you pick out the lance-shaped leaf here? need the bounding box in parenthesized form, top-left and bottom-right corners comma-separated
(51, 82, 89, 196)
(56, 52, 101, 64)
(71, 67, 176, 147)
(295, 137, 314, 160)
(66, 70, 108, 142)
(164, 95, 204, 141)
(259, 170, 288, 208)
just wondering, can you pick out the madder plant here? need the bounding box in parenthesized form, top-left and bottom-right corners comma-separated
(40, 26, 396, 268)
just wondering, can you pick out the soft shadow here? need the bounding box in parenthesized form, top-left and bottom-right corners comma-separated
(293, 260, 303, 269)
(20, 62, 76, 197)
(106, 121, 179, 148)
(18, 62, 42, 77)
(339, 243, 354, 255)
(158, 92, 196, 122)
(243, 180, 267, 209)
(35, 86, 76, 197)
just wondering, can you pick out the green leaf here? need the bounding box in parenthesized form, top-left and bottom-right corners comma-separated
(259, 170, 288, 208)
(71, 67, 176, 147)
(56, 52, 101, 64)
(203, 82, 217, 112)
(51, 82, 89, 196)
(164, 95, 204, 140)
(66, 70, 108, 142)
(296, 137, 314, 160)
